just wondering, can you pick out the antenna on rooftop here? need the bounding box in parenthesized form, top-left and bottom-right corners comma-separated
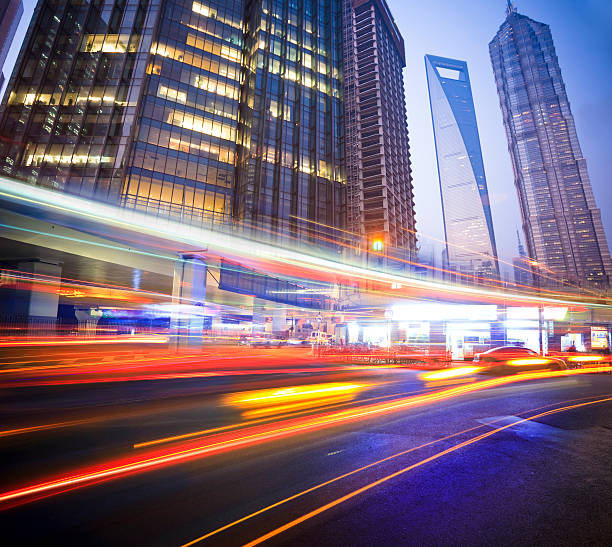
(506, 0, 516, 15)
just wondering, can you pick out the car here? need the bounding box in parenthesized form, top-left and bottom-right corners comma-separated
(473, 346, 567, 375)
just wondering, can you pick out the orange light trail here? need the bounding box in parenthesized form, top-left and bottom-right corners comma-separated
(181, 423, 488, 546)
(133, 386, 433, 449)
(0, 336, 168, 347)
(0, 366, 610, 508)
(568, 355, 605, 363)
(241, 396, 612, 547)
(419, 366, 481, 381)
(181, 392, 609, 546)
(507, 358, 552, 366)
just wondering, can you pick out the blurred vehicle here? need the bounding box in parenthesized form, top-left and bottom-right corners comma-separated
(237, 336, 287, 348)
(473, 346, 567, 375)
(309, 331, 334, 344)
(287, 338, 311, 346)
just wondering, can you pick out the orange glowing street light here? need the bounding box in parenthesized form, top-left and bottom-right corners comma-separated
(372, 239, 384, 252)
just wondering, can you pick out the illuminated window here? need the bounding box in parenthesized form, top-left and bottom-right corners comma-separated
(158, 85, 187, 104)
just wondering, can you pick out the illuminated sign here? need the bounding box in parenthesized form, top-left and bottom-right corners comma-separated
(591, 326, 609, 349)
(506, 307, 567, 321)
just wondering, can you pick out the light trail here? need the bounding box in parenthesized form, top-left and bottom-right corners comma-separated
(0, 365, 376, 389)
(241, 396, 612, 547)
(181, 423, 487, 546)
(181, 392, 612, 546)
(419, 366, 481, 380)
(0, 366, 609, 508)
(0, 420, 87, 439)
(134, 387, 434, 449)
(2, 176, 610, 308)
(0, 336, 168, 347)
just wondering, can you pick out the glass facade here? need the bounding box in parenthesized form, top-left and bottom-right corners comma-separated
(425, 54, 499, 278)
(0, 0, 160, 199)
(490, 5, 612, 289)
(122, 0, 243, 225)
(235, 0, 346, 243)
(0, 0, 347, 242)
(342, 0, 415, 255)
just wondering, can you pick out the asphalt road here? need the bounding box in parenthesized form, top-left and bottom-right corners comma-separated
(0, 353, 610, 546)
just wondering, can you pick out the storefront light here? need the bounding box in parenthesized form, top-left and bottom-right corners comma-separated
(446, 322, 491, 331)
(391, 303, 497, 322)
(504, 319, 540, 329)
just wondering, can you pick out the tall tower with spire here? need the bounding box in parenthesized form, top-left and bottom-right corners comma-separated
(513, 229, 532, 286)
(490, 4, 612, 290)
(516, 229, 526, 258)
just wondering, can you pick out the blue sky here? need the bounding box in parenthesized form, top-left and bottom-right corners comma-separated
(2, 0, 611, 270)
(389, 0, 612, 267)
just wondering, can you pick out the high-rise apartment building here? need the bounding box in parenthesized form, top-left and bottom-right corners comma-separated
(425, 54, 499, 278)
(490, 2, 612, 289)
(0, 0, 346, 242)
(342, 0, 415, 256)
(0, 0, 23, 91)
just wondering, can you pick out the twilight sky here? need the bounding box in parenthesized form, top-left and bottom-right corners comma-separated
(389, 0, 612, 269)
(2, 0, 611, 272)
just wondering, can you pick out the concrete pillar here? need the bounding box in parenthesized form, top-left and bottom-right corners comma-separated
(4, 259, 62, 335)
(271, 307, 287, 335)
(252, 297, 267, 335)
(429, 321, 446, 352)
(490, 305, 507, 347)
(171, 255, 206, 347)
(75, 308, 103, 336)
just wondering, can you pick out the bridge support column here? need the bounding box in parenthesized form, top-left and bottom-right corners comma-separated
(271, 307, 287, 336)
(171, 255, 206, 347)
(252, 298, 267, 335)
(4, 259, 62, 336)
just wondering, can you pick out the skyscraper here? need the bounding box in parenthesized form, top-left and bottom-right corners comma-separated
(425, 54, 499, 278)
(234, 0, 346, 242)
(490, 2, 612, 289)
(342, 0, 416, 256)
(0, 0, 23, 92)
(513, 230, 532, 287)
(0, 0, 346, 243)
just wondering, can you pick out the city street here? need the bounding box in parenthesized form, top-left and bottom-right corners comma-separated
(0, 0, 611, 545)
(0, 346, 610, 546)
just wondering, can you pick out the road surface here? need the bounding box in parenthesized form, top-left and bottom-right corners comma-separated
(0, 345, 610, 546)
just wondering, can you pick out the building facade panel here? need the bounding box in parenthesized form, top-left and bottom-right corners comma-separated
(0, 0, 23, 90)
(121, 0, 243, 226)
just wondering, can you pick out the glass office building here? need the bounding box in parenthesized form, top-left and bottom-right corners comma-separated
(490, 3, 612, 289)
(342, 0, 416, 255)
(0, 0, 346, 241)
(235, 0, 346, 242)
(0, 0, 23, 91)
(425, 54, 499, 278)
(0, 0, 160, 200)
